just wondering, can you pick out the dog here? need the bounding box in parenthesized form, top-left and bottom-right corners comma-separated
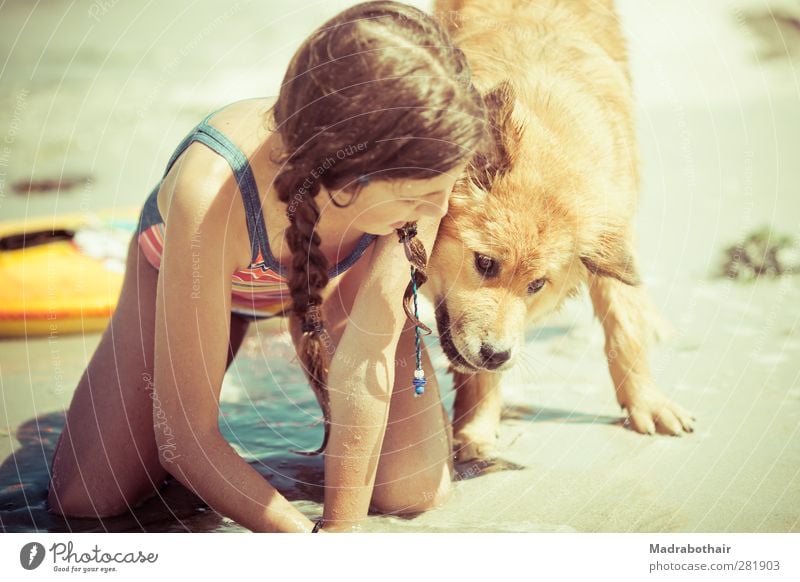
(427, 0, 695, 461)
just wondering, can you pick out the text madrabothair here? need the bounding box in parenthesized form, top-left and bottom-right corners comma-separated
(650, 544, 732, 554)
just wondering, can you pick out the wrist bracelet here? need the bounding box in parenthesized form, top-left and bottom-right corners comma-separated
(311, 518, 324, 533)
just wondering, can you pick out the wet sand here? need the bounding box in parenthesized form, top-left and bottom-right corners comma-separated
(1, 0, 798, 532)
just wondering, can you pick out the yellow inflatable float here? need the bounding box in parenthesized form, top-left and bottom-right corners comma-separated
(0, 207, 140, 337)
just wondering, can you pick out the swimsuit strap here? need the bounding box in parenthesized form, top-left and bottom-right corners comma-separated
(194, 122, 271, 266)
(159, 107, 270, 266)
(160, 103, 378, 275)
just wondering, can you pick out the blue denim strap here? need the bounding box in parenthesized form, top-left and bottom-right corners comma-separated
(191, 122, 270, 266)
(147, 105, 378, 276)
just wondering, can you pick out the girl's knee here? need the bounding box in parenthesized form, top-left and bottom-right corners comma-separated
(46, 449, 155, 520)
(47, 479, 130, 519)
(371, 473, 453, 515)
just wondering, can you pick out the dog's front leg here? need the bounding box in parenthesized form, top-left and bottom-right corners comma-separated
(452, 370, 503, 461)
(588, 277, 694, 435)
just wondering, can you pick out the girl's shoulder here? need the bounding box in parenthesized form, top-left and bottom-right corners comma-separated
(157, 97, 279, 271)
(171, 96, 278, 198)
(201, 97, 277, 155)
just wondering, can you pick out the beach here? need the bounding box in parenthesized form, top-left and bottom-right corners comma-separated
(0, 0, 798, 532)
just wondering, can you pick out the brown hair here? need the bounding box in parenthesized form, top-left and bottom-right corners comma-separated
(269, 1, 486, 454)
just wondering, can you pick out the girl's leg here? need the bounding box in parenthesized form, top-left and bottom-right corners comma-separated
(370, 325, 454, 514)
(226, 313, 251, 370)
(290, 313, 453, 516)
(304, 262, 453, 516)
(47, 234, 249, 518)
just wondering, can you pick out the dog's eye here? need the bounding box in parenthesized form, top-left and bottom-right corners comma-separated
(474, 253, 499, 278)
(528, 278, 546, 294)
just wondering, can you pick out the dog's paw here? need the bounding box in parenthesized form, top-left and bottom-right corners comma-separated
(453, 429, 497, 462)
(622, 389, 695, 436)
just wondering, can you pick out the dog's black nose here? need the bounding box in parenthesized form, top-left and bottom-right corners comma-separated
(479, 344, 511, 369)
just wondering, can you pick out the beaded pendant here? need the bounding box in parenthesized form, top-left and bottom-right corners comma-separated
(397, 224, 426, 397)
(410, 264, 426, 396)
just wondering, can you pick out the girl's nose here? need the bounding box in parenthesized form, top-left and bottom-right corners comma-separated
(418, 191, 450, 219)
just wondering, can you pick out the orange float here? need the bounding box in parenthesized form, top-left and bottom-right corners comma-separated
(0, 207, 139, 337)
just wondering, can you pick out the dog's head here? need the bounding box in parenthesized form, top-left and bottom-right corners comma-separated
(427, 81, 640, 373)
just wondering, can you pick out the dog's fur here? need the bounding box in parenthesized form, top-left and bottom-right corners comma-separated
(428, 0, 694, 461)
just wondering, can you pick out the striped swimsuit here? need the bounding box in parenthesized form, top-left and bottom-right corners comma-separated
(136, 101, 378, 321)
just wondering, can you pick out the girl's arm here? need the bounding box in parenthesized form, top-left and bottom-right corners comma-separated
(321, 216, 441, 531)
(152, 156, 315, 533)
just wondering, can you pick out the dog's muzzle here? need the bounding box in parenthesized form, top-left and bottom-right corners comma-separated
(434, 300, 511, 372)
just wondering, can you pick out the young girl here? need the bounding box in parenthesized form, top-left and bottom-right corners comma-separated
(47, 1, 486, 532)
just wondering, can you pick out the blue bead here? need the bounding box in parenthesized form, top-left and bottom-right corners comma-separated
(412, 376, 426, 395)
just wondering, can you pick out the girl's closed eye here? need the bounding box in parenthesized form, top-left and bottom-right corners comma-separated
(403, 190, 446, 205)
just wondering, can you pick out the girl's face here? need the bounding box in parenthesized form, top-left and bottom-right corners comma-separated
(330, 163, 468, 236)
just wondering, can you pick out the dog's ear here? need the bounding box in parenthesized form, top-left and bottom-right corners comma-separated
(470, 80, 525, 190)
(580, 236, 641, 286)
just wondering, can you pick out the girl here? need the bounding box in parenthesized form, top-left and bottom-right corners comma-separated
(47, 1, 486, 532)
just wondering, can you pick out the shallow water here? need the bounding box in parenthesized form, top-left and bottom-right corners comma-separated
(0, 320, 570, 532)
(0, 325, 530, 533)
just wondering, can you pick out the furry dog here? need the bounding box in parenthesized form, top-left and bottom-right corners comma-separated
(428, 0, 694, 461)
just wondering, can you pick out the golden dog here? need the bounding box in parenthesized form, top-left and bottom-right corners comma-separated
(428, 0, 694, 461)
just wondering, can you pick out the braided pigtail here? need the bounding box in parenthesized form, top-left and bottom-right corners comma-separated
(396, 222, 432, 396)
(396, 223, 431, 334)
(274, 158, 332, 456)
